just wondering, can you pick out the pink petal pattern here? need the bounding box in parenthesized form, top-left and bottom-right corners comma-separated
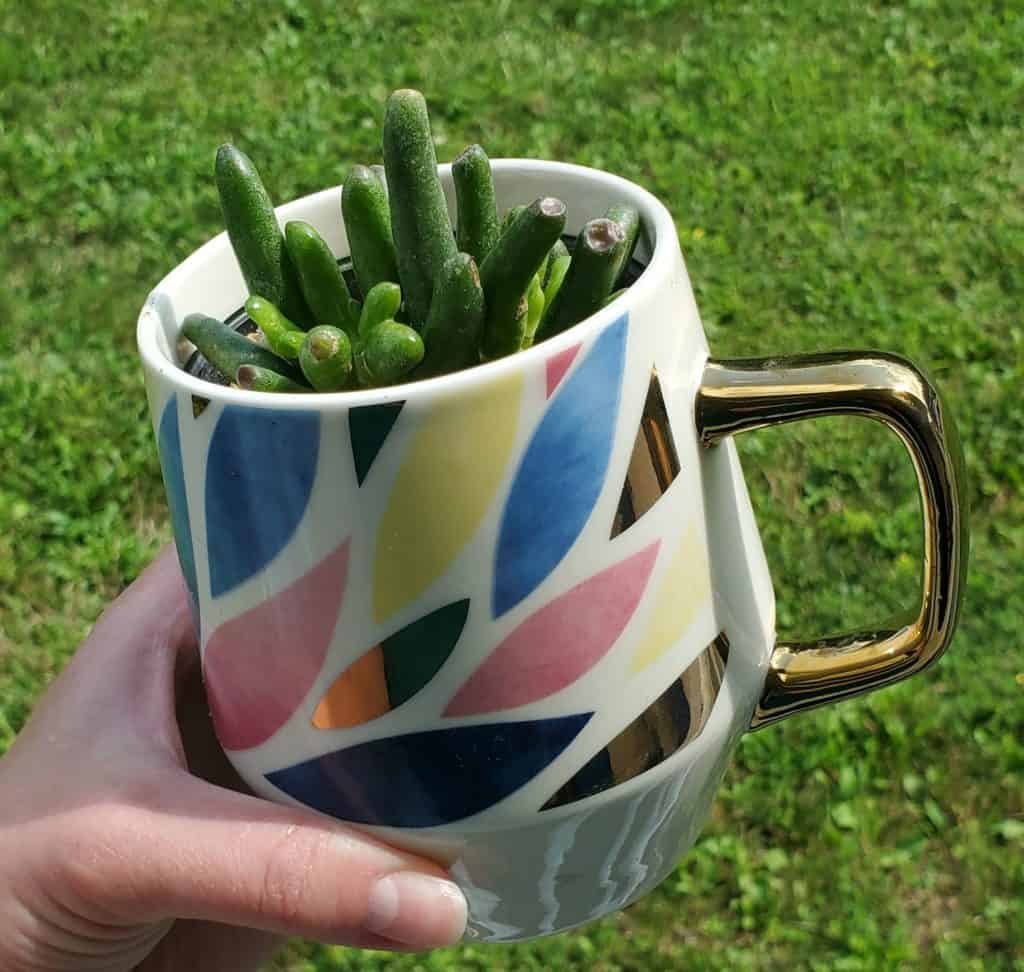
(445, 542, 660, 717)
(204, 540, 350, 751)
(545, 342, 582, 398)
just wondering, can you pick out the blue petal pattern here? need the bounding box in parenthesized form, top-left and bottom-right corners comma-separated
(266, 714, 592, 827)
(493, 314, 628, 617)
(206, 406, 320, 597)
(157, 397, 199, 628)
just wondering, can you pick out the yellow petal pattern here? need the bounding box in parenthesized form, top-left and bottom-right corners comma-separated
(373, 373, 523, 622)
(630, 522, 710, 672)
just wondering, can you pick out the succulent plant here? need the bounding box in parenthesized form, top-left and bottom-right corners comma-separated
(184, 89, 642, 393)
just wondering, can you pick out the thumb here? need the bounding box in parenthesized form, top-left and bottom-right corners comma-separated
(62, 775, 468, 950)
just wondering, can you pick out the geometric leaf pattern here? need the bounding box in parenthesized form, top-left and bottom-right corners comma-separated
(170, 306, 723, 827)
(444, 543, 659, 717)
(493, 314, 628, 618)
(610, 370, 681, 538)
(313, 599, 470, 729)
(156, 396, 199, 632)
(630, 522, 709, 673)
(203, 540, 350, 751)
(205, 405, 320, 597)
(266, 713, 592, 827)
(545, 342, 581, 398)
(373, 372, 523, 623)
(542, 633, 729, 810)
(348, 401, 403, 486)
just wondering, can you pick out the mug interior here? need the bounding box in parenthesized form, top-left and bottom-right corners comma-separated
(136, 159, 679, 409)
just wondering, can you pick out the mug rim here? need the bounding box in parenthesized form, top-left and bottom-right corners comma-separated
(136, 158, 679, 410)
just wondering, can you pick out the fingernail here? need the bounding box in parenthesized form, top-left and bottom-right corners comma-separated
(365, 871, 467, 947)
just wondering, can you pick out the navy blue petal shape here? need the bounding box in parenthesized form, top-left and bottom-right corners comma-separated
(206, 406, 320, 597)
(349, 401, 403, 486)
(493, 314, 627, 617)
(266, 714, 592, 827)
(157, 397, 199, 628)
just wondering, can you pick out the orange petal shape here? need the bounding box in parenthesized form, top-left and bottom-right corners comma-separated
(312, 600, 470, 729)
(204, 540, 350, 750)
(312, 645, 389, 730)
(444, 542, 659, 717)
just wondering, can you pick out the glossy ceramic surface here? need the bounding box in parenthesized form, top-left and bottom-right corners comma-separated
(138, 160, 963, 942)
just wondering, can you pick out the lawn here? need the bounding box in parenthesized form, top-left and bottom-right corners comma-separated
(1, 0, 1022, 968)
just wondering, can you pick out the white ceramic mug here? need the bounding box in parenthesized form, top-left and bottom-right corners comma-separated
(137, 160, 967, 942)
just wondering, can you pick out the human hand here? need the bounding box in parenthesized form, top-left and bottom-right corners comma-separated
(0, 546, 467, 971)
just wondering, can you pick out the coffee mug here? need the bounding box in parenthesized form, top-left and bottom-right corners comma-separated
(137, 159, 967, 942)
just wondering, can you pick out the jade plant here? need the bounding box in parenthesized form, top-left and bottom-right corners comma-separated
(183, 88, 640, 393)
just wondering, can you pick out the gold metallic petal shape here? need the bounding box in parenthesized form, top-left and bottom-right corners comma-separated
(542, 632, 729, 810)
(611, 370, 681, 538)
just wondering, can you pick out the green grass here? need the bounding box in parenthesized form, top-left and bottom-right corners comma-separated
(2, 0, 1022, 968)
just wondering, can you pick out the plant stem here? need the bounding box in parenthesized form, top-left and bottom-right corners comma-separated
(453, 144, 500, 264)
(182, 312, 306, 385)
(236, 364, 308, 393)
(479, 196, 566, 360)
(418, 251, 485, 378)
(604, 203, 640, 288)
(356, 320, 425, 387)
(358, 282, 403, 341)
(298, 326, 353, 391)
(382, 89, 457, 327)
(284, 220, 358, 334)
(214, 144, 312, 326)
(245, 295, 305, 360)
(536, 217, 626, 340)
(341, 165, 399, 300)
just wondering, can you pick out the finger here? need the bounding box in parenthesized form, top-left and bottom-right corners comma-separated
(14, 546, 196, 759)
(59, 544, 194, 691)
(60, 777, 467, 951)
(88, 544, 195, 667)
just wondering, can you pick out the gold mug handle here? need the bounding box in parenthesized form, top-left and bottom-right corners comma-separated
(695, 352, 969, 729)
